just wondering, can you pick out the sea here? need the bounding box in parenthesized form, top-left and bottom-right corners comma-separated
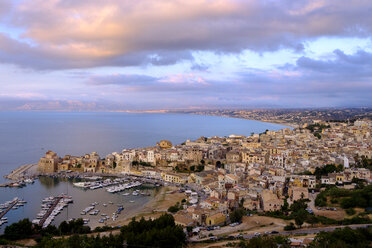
(0, 111, 288, 231)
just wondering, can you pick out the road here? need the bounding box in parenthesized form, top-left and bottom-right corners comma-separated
(241, 224, 371, 239)
(190, 223, 371, 243)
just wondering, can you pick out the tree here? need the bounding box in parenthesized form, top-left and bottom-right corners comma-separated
(281, 198, 289, 212)
(121, 214, 186, 248)
(294, 209, 307, 228)
(4, 219, 34, 240)
(230, 208, 246, 223)
(284, 222, 296, 231)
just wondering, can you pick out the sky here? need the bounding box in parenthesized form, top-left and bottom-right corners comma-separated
(0, 0, 371, 111)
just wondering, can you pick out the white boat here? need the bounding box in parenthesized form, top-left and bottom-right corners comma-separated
(122, 193, 130, 196)
(32, 219, 40, 225)
(24, 178, 34, 184)
(73, 182, 88, 188)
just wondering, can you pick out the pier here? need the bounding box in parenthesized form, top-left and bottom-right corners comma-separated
(38, 197, 62, 227)
(4, 164, 37, 181)
(0, 198, 18, 220)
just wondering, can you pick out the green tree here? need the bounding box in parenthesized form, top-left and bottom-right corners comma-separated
(230, 208, 246, 223)
(4, 219, 34, 240)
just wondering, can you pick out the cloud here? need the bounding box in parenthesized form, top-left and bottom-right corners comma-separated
(1, 0, 372, 69)
(191, 63, 209, 71)
(88, 74, 158, 86)
(296, 49, 372, 80)
(87, 73, 210, 93)
(83, 47, 372, 108)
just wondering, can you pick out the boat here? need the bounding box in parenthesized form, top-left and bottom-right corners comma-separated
(103, 203, 107, 207)
(32, 219, 40, 225)
(122, 193, 130, 196)
(117, 206, 124, 214)
(24, 178, 34, 184)
(129, 200, 135, 203)
(132, 192, 139, 196)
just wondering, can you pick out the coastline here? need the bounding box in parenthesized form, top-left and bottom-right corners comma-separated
(186, 112, 299, 129)
(106, 185, 184, 227)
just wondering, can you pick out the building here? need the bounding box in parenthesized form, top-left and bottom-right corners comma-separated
(289, 187, 309, 201)
(206, 212, 226, 226)
(161, 172, 186, 184)
(157, 140, 173, 149)
(260, 190, 283, 211)
(38, 151, 61, 173)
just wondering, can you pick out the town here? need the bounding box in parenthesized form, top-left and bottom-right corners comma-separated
(34, 118, 372, 245)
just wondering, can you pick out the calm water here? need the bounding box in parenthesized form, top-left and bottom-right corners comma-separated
(0, 111, 287, 231)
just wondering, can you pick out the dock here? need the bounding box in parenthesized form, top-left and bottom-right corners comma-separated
(38, 197, 63, 227)
(0, 198, 18, 220)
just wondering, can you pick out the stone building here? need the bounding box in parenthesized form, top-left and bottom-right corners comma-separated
(38, 150, 61, 173)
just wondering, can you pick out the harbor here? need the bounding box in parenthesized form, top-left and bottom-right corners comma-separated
(0, 197, 27, 226)
(0, 176, 158, 233)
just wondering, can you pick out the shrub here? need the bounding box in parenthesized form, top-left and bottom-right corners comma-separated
(284, 222, 296, 231)
(346, 208, 356, 216)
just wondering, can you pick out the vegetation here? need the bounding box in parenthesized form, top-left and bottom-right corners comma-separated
(313, 164, 343, 179)
(232, 227, 372, 248)
(309, 226, 372, 248)
(263, 199, 314, 227)
(284, 222, 296, 231)
(3, 219, 34, 240)
(121, 214, 186, 248)
(354, 155, 372, 170)
(305, 123, 330, 139)
(37, 233, 124, 248)
(315, 186, 351, 207)
(1, 218, 91, 241)
(235, 235, 290, 248)
(230, 208, 247, 223)
(131, 160, 153, 167)
(1, 214, 186, 248)
(168, 201, 183, 213)
(264, 197, 371, 227)
(315, 185, 372, 210)
(175, 164, 204, 173)
(298, 164, 343, 179)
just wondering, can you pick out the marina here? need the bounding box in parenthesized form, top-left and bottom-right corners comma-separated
(1, 175, 156, 231)
(0, 171, 160, 232)
(32, 195, 73, 228)
(0, 198, 23, 226)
